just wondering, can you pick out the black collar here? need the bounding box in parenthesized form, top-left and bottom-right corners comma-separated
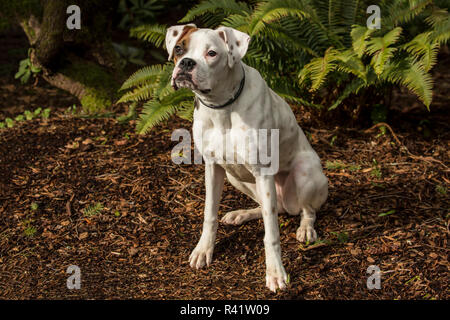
(197, 66, 245, 109)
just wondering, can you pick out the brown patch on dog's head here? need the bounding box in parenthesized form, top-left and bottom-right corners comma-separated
(218, 31, 225, 42)
(173, 26, 198, 64)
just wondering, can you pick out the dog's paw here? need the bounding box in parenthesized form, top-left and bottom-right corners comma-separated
(266, 265, 288, 292)
(189, 244, 214, 269)
(296, 225, 317, 243)
(221, 210, 247, 225)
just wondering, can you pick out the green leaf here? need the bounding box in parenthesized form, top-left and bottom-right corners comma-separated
(83, 202, 104, 217)
(366, 27, 402, 75)
(328, 77, 367, 110)
(180, 0, 251, 25)
(5, 118, 14, 128)
(403, 32, 439, 72)
(130, 24, 167, 48)
(249, 0, 309, 36)
(136, 89, 193, 134)
(350, 25, 375, 58)
(378, 209, 396, 217)
(382, 58, 433, 108)
(299, 47, 338, 91)
(34, 107, 42, 116)
(41, 108, 51, 119)
(120, 64, 167, 91)
(24, 110, 33, 120)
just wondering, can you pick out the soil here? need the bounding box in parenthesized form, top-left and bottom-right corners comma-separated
(0, 30, 448, 300)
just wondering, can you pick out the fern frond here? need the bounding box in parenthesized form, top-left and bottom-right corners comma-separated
(350, 25, 375, 57)
(430, 14, 450, 44)
(366, 27, 402, 75)
(154, 64, 174, 99)
(118, 83, 159, 103)
(382, 58, 433, 108)
(335, 49, 367, 80)
(328, 77, 367, 110)
(403, 32, 439, 71)
(120, 64, 164, 91)
(299, 47, 339, 91)
(278, 91, 324, 109)
(179, 0, 251, 26)
(83, 203, 104, 217)
(176, 100, 195, 121)
(425, 7, 448, 27)
(136, 89, 194, 134)
(249, 0, 309, 35)
(130, 24, 167, 48)
(136, 100, 177, 134)
(222, 13, 252, 32)
(383, 0, 432, 28)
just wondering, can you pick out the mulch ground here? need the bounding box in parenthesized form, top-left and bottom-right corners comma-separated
(0, 32, 449, 300)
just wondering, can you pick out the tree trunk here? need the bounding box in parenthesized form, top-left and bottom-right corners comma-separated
(17, 0, 122, 113)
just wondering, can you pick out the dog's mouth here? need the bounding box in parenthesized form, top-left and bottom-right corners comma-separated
(173, 73, 193, 91)
(173, 73, 211, 94)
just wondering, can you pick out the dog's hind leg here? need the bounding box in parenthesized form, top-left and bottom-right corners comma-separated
(221, 172, 262, 225)
(221, 172, 284, 225)
(296, 206, 317, 243)
(221, 207, 262, 225)
(280, 155, 328, 243)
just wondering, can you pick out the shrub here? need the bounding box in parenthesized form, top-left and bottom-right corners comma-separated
(119, 0, 450, 133)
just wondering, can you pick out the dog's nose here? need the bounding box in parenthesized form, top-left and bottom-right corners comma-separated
(180, 58, 196, 72)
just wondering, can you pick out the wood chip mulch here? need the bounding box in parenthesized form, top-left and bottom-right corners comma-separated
(0, 110, 448, 299)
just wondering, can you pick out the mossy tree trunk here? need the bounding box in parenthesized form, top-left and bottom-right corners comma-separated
(15, 0, 122, 113)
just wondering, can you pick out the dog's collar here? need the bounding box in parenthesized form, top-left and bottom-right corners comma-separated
(197, 66, 245, 109)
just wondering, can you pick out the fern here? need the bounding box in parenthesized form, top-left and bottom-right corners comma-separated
(119, 0, 449, 132)
(382, 0, 432, 29)
(83, 202, 104, 217)
(403, 32, 439, 71)
(176, 100, 195, 121)
(299, 47, 339, 91)
(130, 24, 167, 48)
(366, 27, 402, 75)
(381, 58, 433, 108)
(429, 12, 450, 44)
(249, 0, 309, 35)
(120, 64, 165, 90)
(328, 77, 367, 110)
(136, 89, 194, 134)
(179, 0, 251, 26)
(118, 83, 159, 103)
(351, 25, 374, 58)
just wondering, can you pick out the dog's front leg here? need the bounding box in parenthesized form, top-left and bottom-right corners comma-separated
(189, 163, 225, 269)
(256, 174, 288, 292)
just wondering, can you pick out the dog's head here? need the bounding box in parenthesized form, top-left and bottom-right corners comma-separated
(165, 24, 250, 94)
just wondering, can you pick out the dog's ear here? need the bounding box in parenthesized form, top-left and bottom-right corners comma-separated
(165, 24, 197, 61)
(216, 26, 250, 68)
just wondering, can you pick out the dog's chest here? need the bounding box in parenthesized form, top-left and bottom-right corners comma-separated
(193, 110, 242, 159)
(193, 109, 257, 180)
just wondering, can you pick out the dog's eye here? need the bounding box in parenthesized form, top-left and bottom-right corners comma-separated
(207, 50, 217, 57)
(175, 45, 184, 56)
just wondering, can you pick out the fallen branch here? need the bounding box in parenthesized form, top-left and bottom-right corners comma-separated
(365, 122, 448, 169)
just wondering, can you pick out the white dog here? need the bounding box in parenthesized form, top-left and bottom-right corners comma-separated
(166, 24, 328, 292)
